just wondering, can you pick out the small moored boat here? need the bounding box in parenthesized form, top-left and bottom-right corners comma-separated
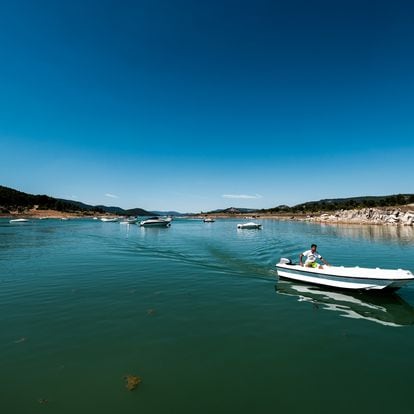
(237, 222, 262, 229)
(140, 217, 171, 227)
(100, 217, 118, 222)
(120, 217, 137, 224)
(203, 218, 215, 223)
(276, 258, 414, 291)
(9, 218, 29, 223)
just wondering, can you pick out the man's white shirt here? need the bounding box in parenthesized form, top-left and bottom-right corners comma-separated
(302, 250, 322, 264)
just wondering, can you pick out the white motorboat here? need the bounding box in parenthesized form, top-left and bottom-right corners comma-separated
(9, 218, 29, 223)
(275, 258, 414, 291)
(100, 217, 118, 222)
(120, 217, 137, 224)
(237, 222, 262, 229)
(140, 217, 171, 227)
(203, 218, 215, 223)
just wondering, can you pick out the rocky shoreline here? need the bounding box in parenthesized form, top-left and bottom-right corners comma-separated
(197, 205, 414, 226)
(303, 207, 414, 226)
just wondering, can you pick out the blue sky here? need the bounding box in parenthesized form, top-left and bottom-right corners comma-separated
(0, 0, 413, 212)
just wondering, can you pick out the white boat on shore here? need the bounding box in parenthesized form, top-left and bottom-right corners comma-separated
(100, 217, 118, 222)
(9, 218, 29, 223)
(275, 258, 414, 291)
(237, 222, 262, 229)
(140, 217, 171, 227)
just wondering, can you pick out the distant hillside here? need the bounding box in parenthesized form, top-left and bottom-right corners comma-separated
(150, 210, 183, 216)
(0, 185, 88, 213)
(206, 207, 257, 214)
(261, 194, 414, 214)
(58, 200, 126, 215)
(56, 199, 153, 216)
(125, 207, 155, 216)
(0, 185, 153, 215)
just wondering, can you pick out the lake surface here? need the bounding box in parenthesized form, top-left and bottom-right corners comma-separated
(1, 218, 414, 414)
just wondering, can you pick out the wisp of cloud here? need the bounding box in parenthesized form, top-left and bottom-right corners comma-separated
(222, 194, 262, 199)
(105, 193, 119, 199)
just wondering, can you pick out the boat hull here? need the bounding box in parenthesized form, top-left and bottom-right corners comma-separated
(237, 222, 262, 229)
(140, 220, 171, 227)
(120, 219, 137, 224)
(276, 264, 414, 291)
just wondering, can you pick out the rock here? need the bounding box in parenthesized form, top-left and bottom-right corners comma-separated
(124, 375, 142, 391)
(304, 207, 414, 226)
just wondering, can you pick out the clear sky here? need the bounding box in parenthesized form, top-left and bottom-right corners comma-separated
(0, 0, 413, 212)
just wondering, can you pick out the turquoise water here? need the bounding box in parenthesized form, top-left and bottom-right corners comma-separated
(1, 218, 414, 413)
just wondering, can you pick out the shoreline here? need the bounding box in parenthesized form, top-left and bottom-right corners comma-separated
(2, 205, 414, 227)
(196, 205, 414, 226)
(0, 209, 101, 219)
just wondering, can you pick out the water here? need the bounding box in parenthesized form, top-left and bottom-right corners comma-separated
(1, 218, 414, 413)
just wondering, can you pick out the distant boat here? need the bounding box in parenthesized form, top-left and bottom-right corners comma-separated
(237, 222, 262, 229)
(120, 217, 137, 224)
(9, 218, 29, 223)
(61, 217, 69, 221)
(140, 217, 171, 227)
(203, 218, 215, 223)
(93, 217, 98, 220)
(275, 258, 414, 291)
(100, 217, 118, 222)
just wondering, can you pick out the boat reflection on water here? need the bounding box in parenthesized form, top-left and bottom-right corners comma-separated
(275, 281, 414, 327)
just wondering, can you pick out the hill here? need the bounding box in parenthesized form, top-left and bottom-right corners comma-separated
(261, 194, 414, 214)
(125, 207, 156, 216)
(0, 185, 153, 216)
(206, 207, 257, 214)
(150, 210, 183, 216)
(58, 200, 153, 216)
(0, 185, 87, 213)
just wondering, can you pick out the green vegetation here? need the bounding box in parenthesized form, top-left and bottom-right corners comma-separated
(260, 194, 414, 214)
(0, 185, 93, 213)
(0, 185, 153, 215)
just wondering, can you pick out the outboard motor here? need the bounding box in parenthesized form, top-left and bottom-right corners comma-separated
(279, 257, 292, 265)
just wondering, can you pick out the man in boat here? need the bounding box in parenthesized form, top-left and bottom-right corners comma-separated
(299, 244, 330, 269)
